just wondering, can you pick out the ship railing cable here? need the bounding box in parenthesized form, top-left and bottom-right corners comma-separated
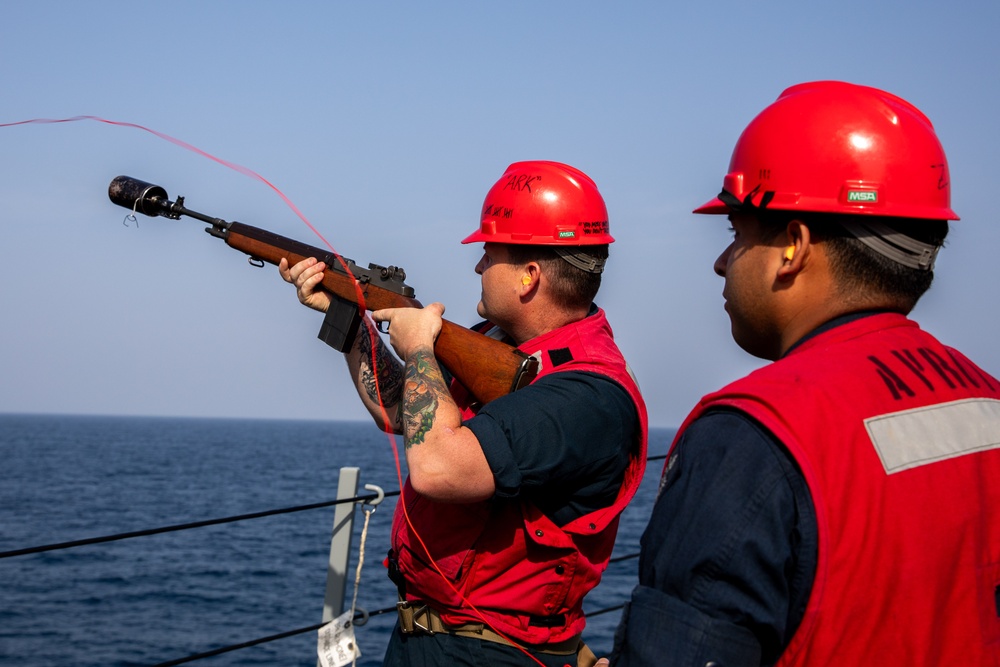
(0, 490, 399, 559)
(2, 453, 665, 665)
(147, 606, 401, 667)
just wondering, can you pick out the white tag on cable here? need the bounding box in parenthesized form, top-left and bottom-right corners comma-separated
(317, 610, 361, 667)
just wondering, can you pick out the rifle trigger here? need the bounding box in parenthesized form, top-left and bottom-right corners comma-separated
(248, 256, 265, 268)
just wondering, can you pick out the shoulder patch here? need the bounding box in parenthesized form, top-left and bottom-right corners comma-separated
(547, 348, 574, 367)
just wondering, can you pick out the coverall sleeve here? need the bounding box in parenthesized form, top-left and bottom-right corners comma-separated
(466, 370, 638, 526)
(609, 409, 817, 666)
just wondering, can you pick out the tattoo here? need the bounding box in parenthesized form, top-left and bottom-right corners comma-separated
(401, 349, 448, 448)
(357, 329, 403, 407)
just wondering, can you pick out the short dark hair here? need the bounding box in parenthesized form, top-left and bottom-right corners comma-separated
(757, 211, 949, 313)
(505, 244, 608, 310)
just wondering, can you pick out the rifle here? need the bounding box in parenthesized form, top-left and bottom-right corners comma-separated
(107, 175, 538, 406)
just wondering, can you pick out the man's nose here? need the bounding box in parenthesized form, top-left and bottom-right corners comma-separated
(713, 246, 732, 277)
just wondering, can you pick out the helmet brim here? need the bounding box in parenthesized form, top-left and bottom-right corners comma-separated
(460, 230, 488, 244)
(692, 196, 729, 215)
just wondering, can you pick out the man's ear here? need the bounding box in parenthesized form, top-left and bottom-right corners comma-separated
(519, 261, 541, 295)
(777, 219, 811, 279)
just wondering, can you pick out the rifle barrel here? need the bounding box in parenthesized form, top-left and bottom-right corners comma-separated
(107, 175, 539, 405)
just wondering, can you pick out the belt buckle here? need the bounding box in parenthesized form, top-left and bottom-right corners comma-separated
(396, 600, 435, 635)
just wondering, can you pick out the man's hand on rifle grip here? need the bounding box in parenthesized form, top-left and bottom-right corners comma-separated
(279, 257, 333, 313)
(371, 303, 445, 361)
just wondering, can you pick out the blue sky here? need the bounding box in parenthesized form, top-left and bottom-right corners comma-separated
(2, 1, 997, 428)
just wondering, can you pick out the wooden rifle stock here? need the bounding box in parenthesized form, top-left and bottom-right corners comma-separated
(224, 224, 538, 405)
(107, 175, 538, 406)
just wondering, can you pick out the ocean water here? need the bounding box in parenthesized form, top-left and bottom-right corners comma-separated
(0, 414, 673, 667)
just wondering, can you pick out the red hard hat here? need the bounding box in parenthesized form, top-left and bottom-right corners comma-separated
(694, 81, 959, 221)
(462, 161, 614, 245)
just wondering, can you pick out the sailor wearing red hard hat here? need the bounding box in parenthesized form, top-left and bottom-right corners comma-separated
(282, 161, 647, 667)
(607, 81, 1000, 667)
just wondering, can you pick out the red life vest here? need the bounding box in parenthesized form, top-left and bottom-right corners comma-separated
(391, 308, 648, 645)
(673, 313, 1000, 665)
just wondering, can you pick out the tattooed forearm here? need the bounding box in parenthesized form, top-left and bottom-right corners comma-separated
(357, 329, 404, 407)
(401, 349, 449, 448)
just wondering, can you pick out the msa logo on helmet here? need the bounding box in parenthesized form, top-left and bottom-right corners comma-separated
(558, 231, 576, 239)
(847, 190, 878, 203)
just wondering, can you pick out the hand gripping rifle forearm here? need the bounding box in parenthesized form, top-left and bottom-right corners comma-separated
(108, 175, 538, 406)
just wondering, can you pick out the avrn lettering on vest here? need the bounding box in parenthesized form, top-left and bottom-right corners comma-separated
(869, 347, 995, 401)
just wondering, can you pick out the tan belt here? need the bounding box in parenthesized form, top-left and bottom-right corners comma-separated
(395, 599, 595, 663)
